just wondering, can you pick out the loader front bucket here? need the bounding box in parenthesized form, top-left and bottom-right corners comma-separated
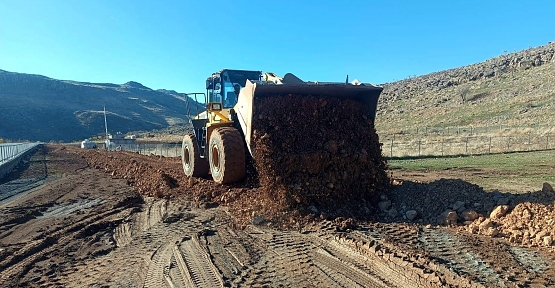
(234, 80, 383, 156)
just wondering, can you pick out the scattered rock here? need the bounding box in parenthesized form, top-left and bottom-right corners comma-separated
(439, 210, 458, 226)
(478, 218, 492, 231)
(485, 227, 499, 237)
(378, 200, 392, 212)
(543, 182, 554, 193)
(387, 208, 398, 218)
(252, 215, 265, 225)
(461, 210, 479, 221)
(544, 236, 553, 246)
(308, 206, 319, 214)
(406, 210, 418, 221)
(452, 201, 466, 211)
(490, 205, 509, 219)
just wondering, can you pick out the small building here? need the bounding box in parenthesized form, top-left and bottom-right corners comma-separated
(105, 132, 136, 150)
(80, 139, 97, 149)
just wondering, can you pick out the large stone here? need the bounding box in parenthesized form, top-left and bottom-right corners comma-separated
(478, 219, 493, 230)
(452, 201, 466, 211)
(544, 236, 553, 246)
(484, 227, 499, 237)
(406, 210, 418, 221)
(543, 182, 554, 193)
(490, 205, 509, 219)
(387, 208, 398, 218)
(439, 210, 458, 226)
(461, 210, 479, 221)
(378, 200, 392, 212)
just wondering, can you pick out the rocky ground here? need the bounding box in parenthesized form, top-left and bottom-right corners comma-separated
(1, 145, 555, 287)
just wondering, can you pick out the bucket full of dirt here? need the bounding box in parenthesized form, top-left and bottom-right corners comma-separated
(248, 94, 390, 216)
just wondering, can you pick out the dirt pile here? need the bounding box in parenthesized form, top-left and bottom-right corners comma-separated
(248, 95, 389, 217)
(78, 149, 235, 202)
(385, 176, 555, 248)
(383, 179, 509, 224)
(465, 186, 555, 247)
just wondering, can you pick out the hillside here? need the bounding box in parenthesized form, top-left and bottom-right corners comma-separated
(0, 70, 203, 142)
(2, 40, 554, 143)
(376, 41, 555, 135)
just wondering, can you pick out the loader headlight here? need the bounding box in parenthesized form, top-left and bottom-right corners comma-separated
(210, 103, 222, 111)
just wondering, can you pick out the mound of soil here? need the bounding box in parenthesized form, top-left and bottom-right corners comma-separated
(248, 95, 390, 216)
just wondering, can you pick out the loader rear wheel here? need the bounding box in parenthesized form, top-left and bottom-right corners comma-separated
(182, 133, 209, 177)
(209, 127, 246, 184)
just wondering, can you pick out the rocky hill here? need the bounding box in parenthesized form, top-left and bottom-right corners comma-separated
(0, 70, 203, 142)
(2, 40, 554, 142)
(377, 40, 555, 134)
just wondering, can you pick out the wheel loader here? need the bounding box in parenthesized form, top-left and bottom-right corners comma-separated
(181, 69, 383, 184)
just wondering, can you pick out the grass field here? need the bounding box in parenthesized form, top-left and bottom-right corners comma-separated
(387, 150, 555, 193)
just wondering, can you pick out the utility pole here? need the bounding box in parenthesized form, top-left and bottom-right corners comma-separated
(104, 105, 109, 140)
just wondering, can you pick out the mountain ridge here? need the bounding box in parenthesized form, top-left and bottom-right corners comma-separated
(0, 69, 201, 142)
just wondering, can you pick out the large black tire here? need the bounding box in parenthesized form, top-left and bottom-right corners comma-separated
(182, 133, 209, 177)
(208, 127, 246, 184)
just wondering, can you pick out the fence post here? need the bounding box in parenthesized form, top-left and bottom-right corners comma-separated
(441, 139, 444, 156)
(390, 136, 394, 157)
(489, 137, 492, 154)
(418, 138, 421, 156)
(465, 137, 469, 154)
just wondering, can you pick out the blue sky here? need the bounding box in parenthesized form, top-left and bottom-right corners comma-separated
(1, 0, 554, 93)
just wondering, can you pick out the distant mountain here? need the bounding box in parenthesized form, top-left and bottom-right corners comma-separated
(0, 70, 203, 142)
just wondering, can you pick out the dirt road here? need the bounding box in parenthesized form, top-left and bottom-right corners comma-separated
(1, 145, 554, 287)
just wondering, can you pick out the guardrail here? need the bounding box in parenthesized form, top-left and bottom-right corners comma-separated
(0, 143, 41, 166)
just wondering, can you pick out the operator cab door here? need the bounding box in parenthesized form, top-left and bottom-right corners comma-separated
(206, 76, 223, 104)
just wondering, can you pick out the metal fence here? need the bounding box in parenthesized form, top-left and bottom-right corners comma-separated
(387, 124, 554, 137)
(0, 143, 41, 165)
(382, 133, 554, 158)
(106, 143, 182, 158)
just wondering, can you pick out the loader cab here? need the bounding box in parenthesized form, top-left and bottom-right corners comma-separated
(206, 69, 262, 108)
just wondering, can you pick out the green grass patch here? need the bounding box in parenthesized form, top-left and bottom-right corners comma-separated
(388, 150, 555, 192)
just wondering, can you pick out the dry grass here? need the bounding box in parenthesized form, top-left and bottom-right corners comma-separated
(376, 61, 555, 136)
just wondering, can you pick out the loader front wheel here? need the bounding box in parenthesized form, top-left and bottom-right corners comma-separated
(209, 127, 246, 184)
(182, 133, 209, 177)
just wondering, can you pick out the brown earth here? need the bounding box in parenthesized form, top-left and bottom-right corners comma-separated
(1, 145, 555, 287)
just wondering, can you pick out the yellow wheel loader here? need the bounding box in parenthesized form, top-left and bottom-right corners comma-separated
(182, 69, 383, 184)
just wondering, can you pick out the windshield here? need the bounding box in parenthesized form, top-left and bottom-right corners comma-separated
(220, 70, 261, 108)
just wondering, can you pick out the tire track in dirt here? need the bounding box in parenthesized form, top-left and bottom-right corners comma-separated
(419, 227, 503, 287)
(239, 229, 397, 288)
(144, 243, 174, 288)
(177, 236, 224, 287)
(0, 205, 135, 285)
(312, 247, 384, 288)
(508, 246, 550, 274)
